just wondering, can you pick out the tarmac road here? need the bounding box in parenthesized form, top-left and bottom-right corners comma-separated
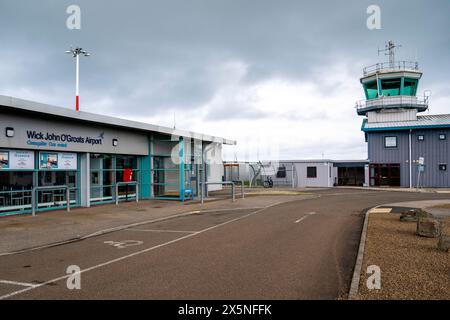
(0, 189, 448, 300)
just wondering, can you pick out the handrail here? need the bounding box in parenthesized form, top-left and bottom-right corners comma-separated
(115, 181, 139, 205)
(355, 95, 428, 110)
(363, 61, 419, 76)
(232, 180, 245, 199)
(32, 185, 70, 216)
(200, 181, 236, 204)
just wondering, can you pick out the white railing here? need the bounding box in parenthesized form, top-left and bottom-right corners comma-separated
(115, 181, 139, 205)
(200, 181, 245, 204)
(363, 61, 419, 76)
(32, 185, 70, 216)
(355, 95, 428, 111)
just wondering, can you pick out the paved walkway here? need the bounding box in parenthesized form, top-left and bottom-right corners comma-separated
(336, 186, 450, 193)
(381, 199, 450, 217)
(0, 194, 315, 255)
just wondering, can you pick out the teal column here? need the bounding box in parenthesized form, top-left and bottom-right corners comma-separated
(377, 77, 382, 97)
(139, 139, 152, 200)
(77, 153, 81, 206)
(400, 77, 405, 95)
(179, 137, 185, 201)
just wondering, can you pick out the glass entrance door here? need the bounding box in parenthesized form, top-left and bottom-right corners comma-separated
(90, 154, 138, 205)
(370, 163, 401, 186)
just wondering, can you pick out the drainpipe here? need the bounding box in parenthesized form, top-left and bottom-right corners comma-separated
(291, 163, 295, 188)
(409, 129, 412, 189)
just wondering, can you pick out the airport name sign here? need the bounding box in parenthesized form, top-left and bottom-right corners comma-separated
(26, 130, 104, 147)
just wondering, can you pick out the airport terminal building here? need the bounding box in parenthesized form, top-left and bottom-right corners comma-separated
(0, 95, 234, 216)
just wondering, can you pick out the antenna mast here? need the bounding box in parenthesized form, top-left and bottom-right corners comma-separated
(378, 40, 401, 68)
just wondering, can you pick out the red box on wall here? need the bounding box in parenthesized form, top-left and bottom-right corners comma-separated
(123, 168, 133, 182)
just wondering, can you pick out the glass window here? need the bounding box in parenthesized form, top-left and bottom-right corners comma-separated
(380, 78, 401, 97)
(0, 171, 34, 213)
(439, 134, 446, 140)
(403, 78, 418, 96)
(0, 171, 33, 190)
(276, 166, 286, 178)
(384, 136, 397, 148)
(116, 156, 137, 169)
(417, 135, 424, 141)
(439, 164, 447, 171)
(365, 81, 379, 99)
(36, 171, 78, 209)
(307, 166, 317, 178)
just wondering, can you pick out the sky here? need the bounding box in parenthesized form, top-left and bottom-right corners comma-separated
(0, 0, 449, 161)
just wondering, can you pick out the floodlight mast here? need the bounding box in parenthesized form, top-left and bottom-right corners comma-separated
(66, 47, 90, 112)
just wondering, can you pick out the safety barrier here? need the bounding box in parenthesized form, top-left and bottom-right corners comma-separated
(32, 185, 70, 216)
(200, 181, 245, 204)
(115, 181, 139, 205)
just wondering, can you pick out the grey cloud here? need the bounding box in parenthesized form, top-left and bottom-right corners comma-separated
(0, 0, 449, 159)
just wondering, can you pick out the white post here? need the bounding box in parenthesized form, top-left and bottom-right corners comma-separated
(409, 130, 412, 189)
(75, 53, 80, 111)
(291, 164, 295, 188)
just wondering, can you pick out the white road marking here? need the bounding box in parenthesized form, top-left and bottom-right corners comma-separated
(295, 212, 317, 223)
(324, 192, 377, 196)
(0, 280, 39, 288)
(0, 201, 285, 300)
(195, 207, 265, 213)
(369, 207, 392, 214)
(103, 240, 144, 249)
(127, 228, 198, 234)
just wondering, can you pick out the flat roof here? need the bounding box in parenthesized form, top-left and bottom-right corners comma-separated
(0, 95, 236, 145)
(362, 114, 450, 132)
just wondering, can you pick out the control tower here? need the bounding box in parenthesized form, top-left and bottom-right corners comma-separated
(356, 40, 429, 121)
(357, 41, 450, 188)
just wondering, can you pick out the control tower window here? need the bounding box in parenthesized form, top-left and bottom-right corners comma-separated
(380, 78, 401, 97)
(403, 78, 418, 96)
(365, 81, 378, 99)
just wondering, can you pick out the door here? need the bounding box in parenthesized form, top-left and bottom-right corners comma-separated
(370, 164, 400, 187)
(153, 157, 165, 197)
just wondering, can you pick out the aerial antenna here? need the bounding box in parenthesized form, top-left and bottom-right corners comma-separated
(378, 40, 401, 67)
(173, 112, 176, 129)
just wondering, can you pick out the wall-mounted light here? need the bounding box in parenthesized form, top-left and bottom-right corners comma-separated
(112, 138, 118, 147)
(5, 127, 14, 138)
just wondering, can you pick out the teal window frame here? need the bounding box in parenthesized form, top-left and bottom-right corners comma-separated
(89, 153, 140, 205)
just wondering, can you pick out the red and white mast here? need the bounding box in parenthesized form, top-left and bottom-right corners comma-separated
(66, 47, 90, 112)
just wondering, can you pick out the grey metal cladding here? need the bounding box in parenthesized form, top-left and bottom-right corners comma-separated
(411, 129, 450, 187)
(367, 131, 410, 187)
(364, 114, 450, 130)
(367, 129, 450, 187)
(0, 112, 150, 155)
